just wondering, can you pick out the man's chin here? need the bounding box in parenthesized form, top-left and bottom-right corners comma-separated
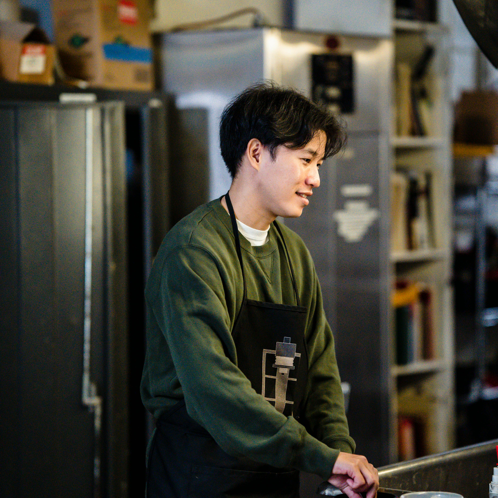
(281, 210, 304, 219)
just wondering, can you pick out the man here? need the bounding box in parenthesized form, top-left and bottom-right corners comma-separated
(141, 82, 379, 498)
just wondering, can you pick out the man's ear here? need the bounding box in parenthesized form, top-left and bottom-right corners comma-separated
(246, 138, 264, 171)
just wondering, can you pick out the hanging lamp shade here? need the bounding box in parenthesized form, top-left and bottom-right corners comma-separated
(453, 0, 498, 68)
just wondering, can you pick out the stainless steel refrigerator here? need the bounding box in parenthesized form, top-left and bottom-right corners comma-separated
(158, 27, 393, 469)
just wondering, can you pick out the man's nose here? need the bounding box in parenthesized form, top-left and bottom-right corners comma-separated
(306, 166, 320, 188)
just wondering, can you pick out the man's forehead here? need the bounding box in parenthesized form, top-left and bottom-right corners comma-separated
(299, 132, 327, 154)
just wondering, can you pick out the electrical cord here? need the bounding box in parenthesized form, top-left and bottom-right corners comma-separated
(169, 7, 267, 32)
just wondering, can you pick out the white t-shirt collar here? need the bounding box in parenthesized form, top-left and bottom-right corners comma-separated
(236, 219, 269, 246)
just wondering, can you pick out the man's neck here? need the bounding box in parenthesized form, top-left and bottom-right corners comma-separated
(221, 187, 273, 231)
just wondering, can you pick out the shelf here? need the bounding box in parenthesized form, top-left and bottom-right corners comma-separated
(0, 80, 164, 107)
(392, 359, 448, 377)
(390, 7, 454, 462)
(392, 136, 445, 148)
(453, 142, 496, 158)
(393, 19, 448, 33)
(391, 248, 447, 263)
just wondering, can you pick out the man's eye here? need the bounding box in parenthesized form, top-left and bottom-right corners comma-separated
(302, 158, 311, 163)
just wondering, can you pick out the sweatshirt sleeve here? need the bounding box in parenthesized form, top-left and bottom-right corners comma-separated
(149, 243, 341, 479)
(301, 266, 356, 455)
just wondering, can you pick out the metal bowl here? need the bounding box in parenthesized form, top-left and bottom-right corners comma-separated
(401, 493, 463, 498)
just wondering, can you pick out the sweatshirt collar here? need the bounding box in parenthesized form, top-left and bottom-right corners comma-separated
(212, 197, 277, 257)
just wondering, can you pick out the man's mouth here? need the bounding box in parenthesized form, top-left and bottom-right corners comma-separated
(297, 192, 311, 206)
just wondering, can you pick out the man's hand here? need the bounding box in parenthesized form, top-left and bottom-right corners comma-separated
(328, 452, 379, 498)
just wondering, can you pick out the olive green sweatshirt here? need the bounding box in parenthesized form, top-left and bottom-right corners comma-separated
(140, 198, 355, 480)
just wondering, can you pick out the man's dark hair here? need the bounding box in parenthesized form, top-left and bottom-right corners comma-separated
(219, 81, 346, 178)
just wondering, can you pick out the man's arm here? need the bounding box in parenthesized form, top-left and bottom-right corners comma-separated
(301, 267, 378, 497)
(301, 267, 355, 452)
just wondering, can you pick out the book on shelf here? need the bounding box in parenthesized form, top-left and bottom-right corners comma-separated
(397, 384, 434, 458)
(392, 280, 436, 365)
(395, 63, 412, 137)
(391, 172, 409, 252)
(398, 416, 416, 461)
(407, 171, 432, 250)
(395, 0, 437, 22)
(398, 414, 427, 460)
(395, 47, 435, 137)
(391, 169, 434, 253)
(419, 287, 436, 359)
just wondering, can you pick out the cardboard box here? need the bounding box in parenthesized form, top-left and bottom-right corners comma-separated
(52, 0, 153, 91)
(454, 90, 498, 145)
(0, 21, 55, 84)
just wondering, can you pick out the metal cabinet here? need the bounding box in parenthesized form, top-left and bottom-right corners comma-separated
(0, 84, 169, 498)
(0, 102, 126, 498)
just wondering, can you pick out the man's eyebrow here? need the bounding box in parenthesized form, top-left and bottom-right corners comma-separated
(303, 148, 319, 156)
(303, 148, 325, 160)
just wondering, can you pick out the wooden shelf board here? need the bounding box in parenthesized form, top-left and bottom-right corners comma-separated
(391, 248, 447, 263)
(392, 359, 447, 376)
(392, 136, 445, 148)
(393, 19, 448, 33)
(453, 143, 496, 158)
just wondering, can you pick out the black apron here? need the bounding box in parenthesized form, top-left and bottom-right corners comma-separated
(147, 193, 309, 498)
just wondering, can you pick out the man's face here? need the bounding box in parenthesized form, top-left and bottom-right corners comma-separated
(256, 131, 326, 222)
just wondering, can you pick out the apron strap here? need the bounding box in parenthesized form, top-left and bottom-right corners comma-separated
(225, 192, 247, 301)
(224, 191, 301, 307)
(273, 221, 301, 308)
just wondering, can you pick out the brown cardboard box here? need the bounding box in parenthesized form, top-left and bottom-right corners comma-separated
(454, 90, 498, 145)
(52, 0, 153, 91)
(0, 21, 55, 84)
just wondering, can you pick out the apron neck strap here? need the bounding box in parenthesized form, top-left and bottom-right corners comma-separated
(273, 221, 301, 307)
(225, 192, 247, 300)
(224, 192, 301, 307)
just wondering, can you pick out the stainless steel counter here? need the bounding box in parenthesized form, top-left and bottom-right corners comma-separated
(379, 439, 498, 497)
(301, 439, 497, 497)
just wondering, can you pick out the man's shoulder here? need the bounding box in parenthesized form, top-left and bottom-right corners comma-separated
(146, 199, 232, 299)
(166, 199, 228, 247)
(152, 198, 233, 270)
